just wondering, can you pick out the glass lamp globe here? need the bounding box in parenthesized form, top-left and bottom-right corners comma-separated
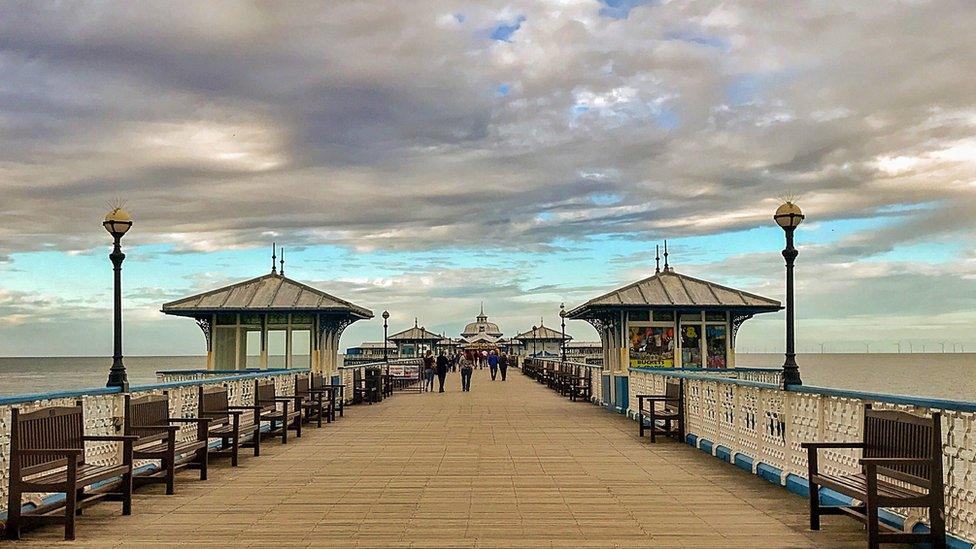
(774, 202, 804, 229)
(103, 207, 133, 236)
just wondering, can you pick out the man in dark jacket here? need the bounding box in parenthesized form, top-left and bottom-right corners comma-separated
(498, 353, 509, 381)
(488, 351, 499, 380)
(436, 351, 450, 393)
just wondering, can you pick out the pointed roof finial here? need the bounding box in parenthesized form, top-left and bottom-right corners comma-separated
(480, 300, 484, 315)
(271, 242, 277, 275)
(279, 248, 285, 276)
(663, 240, 670, 272)
(415, 317, 419, 327)
(655, 244, 661, 274)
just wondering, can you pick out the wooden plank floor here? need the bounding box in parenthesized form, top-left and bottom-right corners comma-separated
(14, 368, 879, 547)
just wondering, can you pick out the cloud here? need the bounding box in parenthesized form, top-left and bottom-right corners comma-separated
(2, 1, 976, 354)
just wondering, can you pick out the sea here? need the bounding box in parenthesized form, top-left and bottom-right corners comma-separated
(0, 353, 974, 402)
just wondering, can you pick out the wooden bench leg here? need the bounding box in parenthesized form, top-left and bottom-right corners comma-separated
(865, 465, 880, 549)
(199, 445, 209, 481)
(5, 486, 22, 540)
(650, 406, 657, 443)
(65, 459, 78, 540)
(931, 502, 946, 548)
(806, 447, 821, 530)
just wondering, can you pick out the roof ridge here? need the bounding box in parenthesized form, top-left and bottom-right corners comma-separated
(657, 274, 674, 305)
(674, 274, 696, 306)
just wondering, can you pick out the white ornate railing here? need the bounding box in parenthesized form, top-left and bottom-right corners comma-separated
(0, 368, 306, 517)
(628, 368, 976, 545)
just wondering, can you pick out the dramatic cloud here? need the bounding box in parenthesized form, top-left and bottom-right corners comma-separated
(1, 1, 975, 354)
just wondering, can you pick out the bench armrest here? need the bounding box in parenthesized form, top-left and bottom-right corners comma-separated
(272, 397, 296, 403)
(227, 405, 262, 411)
(860, 457, 933, 466)
(800, 441, 868, 449)
(129, 425, 180, 432)
(168, 418, 211, 424)
(17, 448, 85, 457)
(82, 435, 140, 442)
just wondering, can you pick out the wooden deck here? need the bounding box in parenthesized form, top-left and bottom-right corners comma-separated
(15, 368, 877, 547)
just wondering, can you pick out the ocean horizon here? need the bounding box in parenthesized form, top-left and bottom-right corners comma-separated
(1, 352, 973, 401)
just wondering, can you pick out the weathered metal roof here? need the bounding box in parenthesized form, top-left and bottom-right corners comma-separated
(388, 323, 443, 341)
(513, 325, 572, 341)
(461, 333, 501, 344)
(161, 273, 373, 318)
(567, 269, 780, 319)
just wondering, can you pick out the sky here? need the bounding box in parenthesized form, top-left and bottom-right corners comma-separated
(1, 1, 975, 357)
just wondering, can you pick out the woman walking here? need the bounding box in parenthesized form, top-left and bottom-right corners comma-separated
(460, 351, 474, 392)
(423, 350, 435, 392)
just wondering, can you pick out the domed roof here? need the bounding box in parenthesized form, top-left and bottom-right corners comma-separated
(460, 304, 503, 338)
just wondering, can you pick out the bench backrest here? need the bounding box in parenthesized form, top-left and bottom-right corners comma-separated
(11, 405, 86, 475)
(664, 381, 682, 412)
(295, 375, 310, 396)
(199, 386, 230, 422)
(310, 372, 325, 391)
(125, 393, 170, 445)
(862, 406, 942, 487)
(255, 380, 277, 411)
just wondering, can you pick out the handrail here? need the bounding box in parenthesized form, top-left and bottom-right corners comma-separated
(788, 384, 976, 413)
(628, 367, 779, 389)
(338, 358, 421, 370)
(531, 358, 604, 370)
(0, 368, 308, 406)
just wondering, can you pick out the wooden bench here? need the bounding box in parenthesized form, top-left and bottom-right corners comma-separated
(254, 379, 301, 443)
(803, 406, 945, 548)
(294, 374, 326, 428)
(636, 380, 683, 443)
(198, 386, 261, 466)
(5, 404, 137, 541)
(569, 368, 592, 402)
(124, 393, 209, 495)
(314, 377, 344, 420)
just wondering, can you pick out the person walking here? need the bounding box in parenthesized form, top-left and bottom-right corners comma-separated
(422, 350, 435, 392)
(488, 350, 499, 381)
(460, 352, 473, 392)
(499, 352, 509, 381)
(436, 351, 449, 393)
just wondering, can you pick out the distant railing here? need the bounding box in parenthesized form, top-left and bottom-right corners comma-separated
(628, 367, 976, 546)
(0, 368, 306, 520)
(527, 359, 606, 405)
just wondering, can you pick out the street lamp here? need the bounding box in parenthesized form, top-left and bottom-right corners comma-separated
(532, 325, 537, 357)
(382, 310, 390, 375)
(774, 201, 804, 387)
(104, 206, 133, 391)
(559, 303, 567, 364)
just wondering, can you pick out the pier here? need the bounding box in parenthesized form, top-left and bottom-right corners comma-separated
(3, 369, 876, 546)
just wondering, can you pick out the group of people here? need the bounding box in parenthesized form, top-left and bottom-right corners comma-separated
(422, 349, 509, 393)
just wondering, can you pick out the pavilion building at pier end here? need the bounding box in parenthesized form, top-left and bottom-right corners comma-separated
(161, 269, 372, 375)
(566, 265, 780, 411)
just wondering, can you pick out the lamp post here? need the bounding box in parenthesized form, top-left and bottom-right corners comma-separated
(532, 325, 537, 357)
(559, 303, 567, 364)
(774, 201, 804, 387)
(104, 207, 133, 391)
(382, 310, 390, 375)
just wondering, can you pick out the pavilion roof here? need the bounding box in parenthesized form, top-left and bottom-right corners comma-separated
(161, 272, 372, 319)
(513, 325, 572, 341)
(567, 269, 780, 318)
(388, 322, 443, 342)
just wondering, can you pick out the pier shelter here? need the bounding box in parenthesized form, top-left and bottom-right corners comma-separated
(566, 266, 780, 409)
(161, 271, 372, 375)
(512, 323, 571, 357)
(458, 306, 504, 353)
(388, 320, 442, 358)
